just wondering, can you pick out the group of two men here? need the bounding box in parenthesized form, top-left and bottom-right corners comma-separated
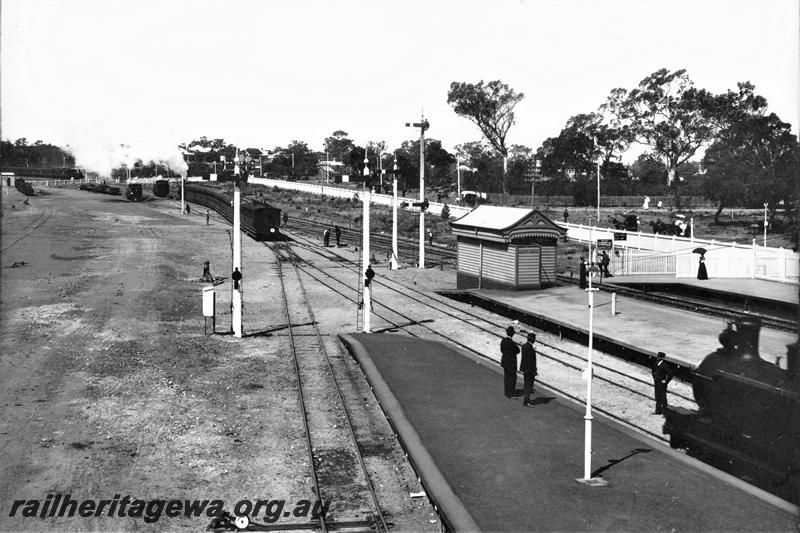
(500, 326, 674, 414)
(500, 326, 538, 407)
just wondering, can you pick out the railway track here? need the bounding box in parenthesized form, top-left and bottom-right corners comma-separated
(271, 230, 697, 444)
(270, 241, 389, 532)
(285, 217, 795, 331)
(1, 205, 53, 252)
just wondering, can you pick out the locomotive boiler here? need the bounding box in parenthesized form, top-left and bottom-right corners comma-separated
(664, 316, 800, 503)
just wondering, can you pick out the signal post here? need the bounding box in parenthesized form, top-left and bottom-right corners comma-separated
(406, 115, 429, 269)
(232, 152, 243, 338)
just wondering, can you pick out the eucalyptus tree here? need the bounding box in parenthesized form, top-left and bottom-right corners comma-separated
(702, 90, 798, 223)
(447, 80, 524, 196)
(602, 68, 716, 207)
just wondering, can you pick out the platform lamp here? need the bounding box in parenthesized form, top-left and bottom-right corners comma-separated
(577, 259, 605, 487)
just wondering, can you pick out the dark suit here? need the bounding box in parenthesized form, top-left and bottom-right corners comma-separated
(652, 358, 673, 414)
(500, 336, 520, 397)
(520, 341, 538, 404)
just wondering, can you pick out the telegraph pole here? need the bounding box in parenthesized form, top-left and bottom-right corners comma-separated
(406, 115, 429, 269)
(232, 151, 243, 338)
(362, 189, 372, 332)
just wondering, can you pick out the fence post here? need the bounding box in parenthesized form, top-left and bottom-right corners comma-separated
(779, 247, 787, 282)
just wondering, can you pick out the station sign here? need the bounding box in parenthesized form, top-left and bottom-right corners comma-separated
(596, 239, 613, 250)
(613, 232, 627, 241)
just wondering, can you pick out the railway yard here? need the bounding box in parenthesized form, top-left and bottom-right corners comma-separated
(1, 184, 798, 531)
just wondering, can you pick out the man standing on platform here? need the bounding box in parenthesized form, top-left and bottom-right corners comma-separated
(500, 326, 520, 398)
(520, 332, 538, 406)
(579, 257, 587, 289)
(652, 352, 673, 414)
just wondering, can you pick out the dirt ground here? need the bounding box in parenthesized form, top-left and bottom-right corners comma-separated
(0, 186, 438, 532)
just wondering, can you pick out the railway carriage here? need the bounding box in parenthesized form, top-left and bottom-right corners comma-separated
(184, 183, 281, 241)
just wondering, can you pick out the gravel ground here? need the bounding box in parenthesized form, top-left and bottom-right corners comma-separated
(0, 186, 439, 532)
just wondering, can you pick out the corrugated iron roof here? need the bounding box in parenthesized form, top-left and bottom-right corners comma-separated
(451, 205, 534, 231)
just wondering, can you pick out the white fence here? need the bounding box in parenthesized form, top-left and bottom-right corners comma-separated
(566, 222, 798, 284)
(248, 177, 472, 219)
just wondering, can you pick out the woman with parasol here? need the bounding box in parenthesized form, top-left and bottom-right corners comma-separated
(694, 247, 708, 280)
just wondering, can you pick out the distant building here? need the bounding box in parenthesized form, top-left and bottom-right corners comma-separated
(316, 160, 345, 182)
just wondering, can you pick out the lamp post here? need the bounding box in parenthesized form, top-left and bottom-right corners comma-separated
(763, 203, 768, 247)
(576, 259, 605, 486)
(406, 114, 429, 269)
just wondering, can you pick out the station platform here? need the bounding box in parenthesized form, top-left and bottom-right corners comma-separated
(341, 333, 798, 532)
(606, 275, 798, 306)
(439, 276, 797, 370)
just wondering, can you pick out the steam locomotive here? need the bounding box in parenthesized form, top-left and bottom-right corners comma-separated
(664, 316, 800, 503)
(183, 183, 282, 241)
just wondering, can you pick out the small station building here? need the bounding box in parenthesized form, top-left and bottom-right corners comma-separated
(450, 205, 566, 290)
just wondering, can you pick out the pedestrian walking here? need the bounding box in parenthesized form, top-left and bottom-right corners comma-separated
(206, 209, 210, 225)
(652, 352, 673, 414)
(579, 257, 587, 289)
(500, 326, 520, 398)
(563, 208, 569, 223)
(323, 228, 331, 247)
(520, 332, 538, 406)
(185, 203, 191, 215)
(335, 225, 341, 247)
(283, 212, 288, 224)
(600, 251, 612, 277)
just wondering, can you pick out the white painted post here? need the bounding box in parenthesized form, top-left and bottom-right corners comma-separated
(611, 293, 616, 316)
(391, 178, 398, 270)
(577, 262, 606, 487)
(419, 119, 426, 270)
(232, 180, 242, 338)
(362, 190, 371, 333)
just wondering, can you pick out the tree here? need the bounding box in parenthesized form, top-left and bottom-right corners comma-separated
(602, 69, 717, 208)
(447, 80, 524, 196)
(267, 141, 317, 179)
(454, 141, 503, 193)
(393, 139, 455, 191)
(323, 130, 355, 163)
(703, 111, 799, 222)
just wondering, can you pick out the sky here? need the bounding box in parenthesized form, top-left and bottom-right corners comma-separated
(2, 0, 798, 174)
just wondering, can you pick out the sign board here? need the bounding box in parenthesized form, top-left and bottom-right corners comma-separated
(596, 239, 613, 250)
(342, 175, 350, 183)
(202, 287, 215, 317)
(613, 232, 627, 241)
(209, 173, 217, 181)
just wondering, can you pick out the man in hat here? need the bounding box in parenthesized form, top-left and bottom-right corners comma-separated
(579, 257, 587, 289)
(652, 352, 673, 414)
(500, 326, 520, 398)
(520, 332, 538, 406)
